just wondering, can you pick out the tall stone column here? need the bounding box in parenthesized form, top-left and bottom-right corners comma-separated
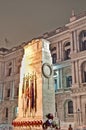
(82, 99, 86, 125)
(79, 67, 82, 84)
(3, 83, 5, 101)
(75, 61, 79, 84)
(61, 41, 64, 61)
(57, 70, 60, 89)
(57, 42, 60, 61)
(70, 31, 74, 53)
(59, 68, 62, 89)
(13, 39, 55, 130)
(71, 61, 76, 84)
(11, 81, 14, 100)
(74, 30, 77, 53)
(59, 41, 62, 61)
(77, 32, 80, 52)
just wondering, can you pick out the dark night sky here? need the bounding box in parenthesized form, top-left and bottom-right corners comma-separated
(0, 0, 86, 48)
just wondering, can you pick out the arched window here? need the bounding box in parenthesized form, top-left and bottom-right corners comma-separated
(81, 61, 86, 83)
(51, 47, 56, 51)
(79, 30, 86, 51)
(64, 42, 71, 60)
(68, 101, 73, 114)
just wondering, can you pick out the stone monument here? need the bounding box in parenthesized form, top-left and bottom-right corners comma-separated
(12, 39, 55, 130)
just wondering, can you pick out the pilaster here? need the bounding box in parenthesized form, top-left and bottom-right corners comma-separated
(70, 32, 74, 53)
(75, 61, 79, 84)
(71, 61, 76, 84)
(56, 42, 60, 61)
(74, 30, 77, 53)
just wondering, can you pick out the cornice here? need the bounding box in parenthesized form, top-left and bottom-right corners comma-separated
(66, 16, 86, 30)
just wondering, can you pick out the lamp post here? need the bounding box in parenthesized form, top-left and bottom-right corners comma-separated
(58, 118, 60, 129)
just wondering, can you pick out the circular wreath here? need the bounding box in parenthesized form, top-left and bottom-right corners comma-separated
(42, 63, 52, 78)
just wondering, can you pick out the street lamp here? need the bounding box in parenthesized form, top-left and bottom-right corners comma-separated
(58, 118, 60, 129)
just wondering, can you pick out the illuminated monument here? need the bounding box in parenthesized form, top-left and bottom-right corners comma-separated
(12, 39, 55, 130)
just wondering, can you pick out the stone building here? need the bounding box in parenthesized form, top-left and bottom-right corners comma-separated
(47, 11, 86, 128)
(0, 46, 23, 129)
(0, 11, 86, 129)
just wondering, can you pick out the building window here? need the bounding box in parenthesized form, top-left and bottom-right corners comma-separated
(81, 61, 86, 83)
(13, 106, 18, 119)
(5, 108, 8, 118)
(84, 71, 86, 82)
(8, 67, 12, 76)
(79, 30, 86, 51)
(68, 101, 73, 114)
(52, 53, 57, 64)
(54, 79, 58, 92)
(66, 76, 72, 87)
(64, 49, 71, 60)
(7, 88, 10, 97)
(64, 42, 71, 60)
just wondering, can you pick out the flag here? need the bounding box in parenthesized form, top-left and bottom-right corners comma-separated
(30, 81, 34, 112)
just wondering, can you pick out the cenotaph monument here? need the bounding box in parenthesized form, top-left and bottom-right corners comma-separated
(12, 39, 55, 130)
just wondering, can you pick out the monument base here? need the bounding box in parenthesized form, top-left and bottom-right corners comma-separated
(13, 126, 42, 130)
(12, 117, 43, 130)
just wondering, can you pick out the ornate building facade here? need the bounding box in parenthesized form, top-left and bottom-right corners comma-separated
(0, 11, 86, 129)
(47, 11, 86, 127)
(0, 46, 23, 129)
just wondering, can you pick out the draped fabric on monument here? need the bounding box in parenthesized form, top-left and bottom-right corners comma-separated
(22, 73, 37, 117)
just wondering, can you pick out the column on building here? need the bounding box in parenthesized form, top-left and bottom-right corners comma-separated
(71, 61, 76, 85)
(56, 69, 60, 90)
(81, 97, 86, 125)
(73, 97, 77, 126)
(77, 31, 80, 52)
(75, 60, 79, 85)
(59, 41, 62, 61)
(59, 68, 63, 89)
(3, 82, 6, 100)
(0, 83, 3, 101)
(61, 41, 64, 61)
(56, 42, 60, 61)
(70, 31, 74, 53)
(78, 63, 82, 84)
(11, 81, 14, 100)
(73, 30, 77, 53)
